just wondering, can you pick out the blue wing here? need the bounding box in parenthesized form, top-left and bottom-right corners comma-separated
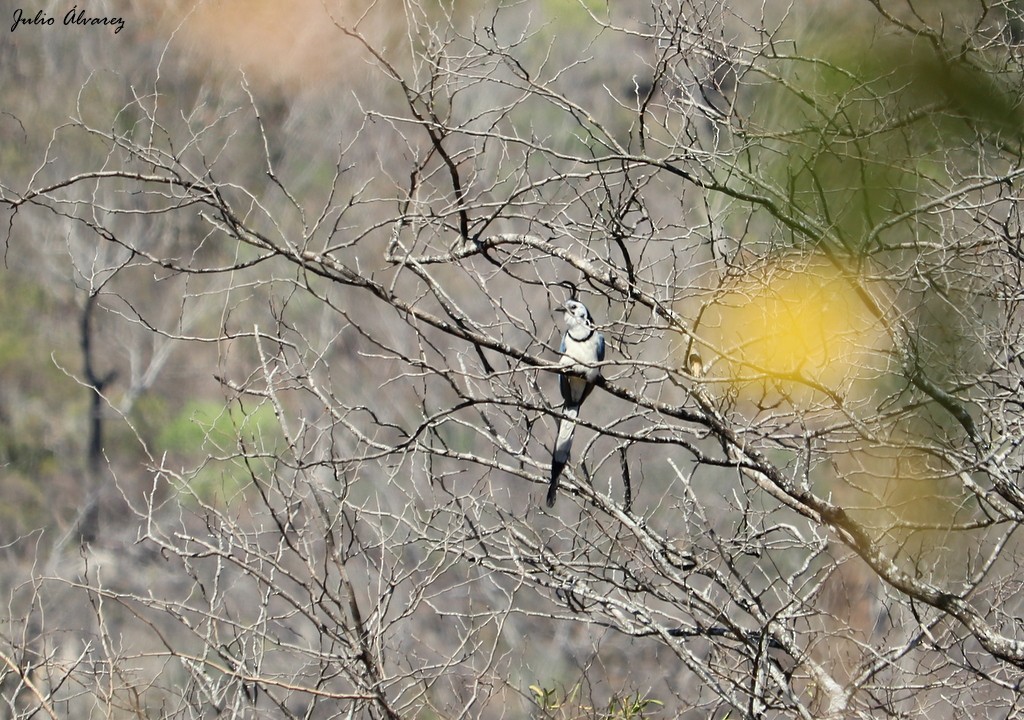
(595, 332, 606, 362)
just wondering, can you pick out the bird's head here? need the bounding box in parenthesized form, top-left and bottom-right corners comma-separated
(562, 299, 593, 328)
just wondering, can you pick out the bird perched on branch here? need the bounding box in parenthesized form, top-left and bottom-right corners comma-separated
(548, 298, 605, 507)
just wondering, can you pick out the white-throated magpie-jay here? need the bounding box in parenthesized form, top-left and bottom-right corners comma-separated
(548, 298, 605, 507)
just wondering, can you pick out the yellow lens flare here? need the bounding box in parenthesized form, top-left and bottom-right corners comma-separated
(701, 256, 962, 562)
(705, 255, 883, 398)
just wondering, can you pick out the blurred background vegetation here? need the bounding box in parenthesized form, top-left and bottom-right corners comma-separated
(4, 0, 1024, 717)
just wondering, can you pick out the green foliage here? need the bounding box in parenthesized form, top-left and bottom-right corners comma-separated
(158, 399, 283, 505)
(0, 276, 52, 369)
(605, 692, 664, 720)
(530, 683, 663, 719)
(0, 428, 56, 478)
(159, 400, 232, 454)
(733, 11, 1000, 575)
(749, 26, 1024, 255)
(740, 14, 1011, 395)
